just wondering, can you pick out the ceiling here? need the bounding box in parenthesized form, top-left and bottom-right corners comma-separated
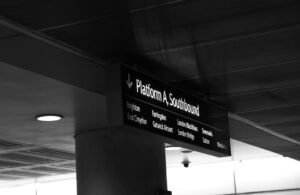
(0, 0, 299, 181)
(0, 61, 107, 181)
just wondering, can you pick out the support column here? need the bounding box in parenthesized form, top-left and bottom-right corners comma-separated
(75, 128, 168, 195)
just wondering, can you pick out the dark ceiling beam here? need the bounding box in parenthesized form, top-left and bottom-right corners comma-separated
(0, 17, 107, 65)
(229, 113, 300, 146)
(137, 0, 299, 55)
(229, 113, 300, 160)
(220, 91, 300, 115)
(170, 58, 300, 83)
(46, 165, 75, 172)
(232, 103, 300, 116)
(6, 168, 70, 176)
(218, 81, 300, 98)
(19, 152, 72, 162)
(38, 12, 124, 32)
(0, 173, 28, 179)
(0, 17, 107, 95)
(0, 158, 32, 166)
(146, 23, 300, 56)
(29, 0, 297, 34)
(0, 146, 40, 155)
(37, 0, 188, 32)
(260, 117, 300, 127)
(236, 105, 300, 126)
(0, 160, 75, 173)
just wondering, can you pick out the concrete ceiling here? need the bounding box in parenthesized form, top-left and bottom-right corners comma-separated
(0, 62, 107, 150)
(0, 61, 107, 181)
(0, 0, 299, 181)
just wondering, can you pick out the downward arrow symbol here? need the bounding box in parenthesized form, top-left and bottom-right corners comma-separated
(126, 73, 133, 89)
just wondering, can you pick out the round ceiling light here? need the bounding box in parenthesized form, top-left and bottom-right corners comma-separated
(165, 146, 182, 151)
(36, 114, 63, 122)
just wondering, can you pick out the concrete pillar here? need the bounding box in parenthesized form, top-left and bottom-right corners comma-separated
(75, 128, 168, 195)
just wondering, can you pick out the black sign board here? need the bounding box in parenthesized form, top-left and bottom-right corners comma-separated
(109, 64, 231, 157)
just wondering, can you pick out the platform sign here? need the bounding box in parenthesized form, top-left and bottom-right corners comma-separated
(113, 65, 230, 156)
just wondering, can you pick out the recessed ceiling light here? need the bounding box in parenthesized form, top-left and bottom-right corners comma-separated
(166, 146, 182, 151)
(36, 114, 63, 122)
